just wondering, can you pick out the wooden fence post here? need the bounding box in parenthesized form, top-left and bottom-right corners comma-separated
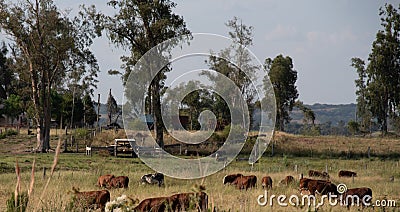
(43, 167, 46, 179)
(64, 139, 68, 152)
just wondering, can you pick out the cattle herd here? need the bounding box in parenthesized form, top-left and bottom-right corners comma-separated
(72, 169, 372, 211)
(223, 169, 372, 209)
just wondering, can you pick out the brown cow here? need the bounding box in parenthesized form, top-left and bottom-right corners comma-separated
(261, 176, 273, 190)
(233, 175, 257, 190)
(338, 170, 357, 178)
(133, 192, 208, 212)
(72, 187, 110, 211)
(299, 178, 337, 196)
(280, 175, 295, 186)
(97, 174, 114, 187)
(108, 176, 129, 188)
(170, 192, 208, 211)
(133, 196, 172, 211)
(308, 170, 330, 179)
(223, 173, 243, 185)
(342, 187, 372, 209)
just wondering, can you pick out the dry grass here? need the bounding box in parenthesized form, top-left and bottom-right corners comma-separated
(1, 132, 400, 211)
(0, 154, 399, 211)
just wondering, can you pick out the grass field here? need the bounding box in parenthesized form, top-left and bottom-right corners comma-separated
(0, 131, 400, 211)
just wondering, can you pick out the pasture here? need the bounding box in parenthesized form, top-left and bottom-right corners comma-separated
(0, 132, 400, 211)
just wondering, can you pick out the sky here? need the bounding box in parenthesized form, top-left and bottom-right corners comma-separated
(3, 0, 399, 105)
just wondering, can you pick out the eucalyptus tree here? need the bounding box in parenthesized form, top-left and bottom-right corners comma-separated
(204, 17, 258, 128)
(265, 55, 299, 131)
(351, 3, 400, 135)
(265, 55, 298, 132)
(0, 0, 99, 152)
(86, 0, 190, 147)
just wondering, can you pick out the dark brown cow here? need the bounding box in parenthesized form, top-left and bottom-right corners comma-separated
(261, 176, 273, 190)
(338, 170, 357, 178)
(308, 170, 330, 179)
(223, 173, 243, 185)
(280, 175, 295, 185)
(108, 176, 129, 188)
(97, 174, 114, 187)
(72, 187, 110, 211)
(233, 175, 257, 190)
(342, 187, 372, 209)
(299, 178, 337, 196)
(133, 192, 208, 212)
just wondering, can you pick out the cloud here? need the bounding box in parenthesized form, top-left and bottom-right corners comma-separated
(306, 29, 358, 45)
(265, 25, 298, 41)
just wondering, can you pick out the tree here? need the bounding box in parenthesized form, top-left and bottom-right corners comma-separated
(83, 94, 97, 127)
(351, 4, 400, 135)
(106, 89, 119, 125)
(1, 94, 23, 124)
(87, 0, 190, 147)
(347, 120, 359, 135)
(351, 58, 371, 133)
(295, 101, 315, 126)
(0, 42, 15, 100)
(204, 17, 258, 129)
(0, 0, 99, 152)
(265, 55, 298, 131)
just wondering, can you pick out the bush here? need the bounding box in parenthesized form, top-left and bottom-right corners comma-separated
(0, 129, 18, 139)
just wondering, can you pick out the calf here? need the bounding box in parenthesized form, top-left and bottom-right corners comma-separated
(97, 174, 114, 187)
(141, 172, 165, 187)
(72, 187, 110, 211)
(308, 170, 330, 179)
(280, 175, 295, 186)
(338, 170, 357, 178)
(261, 176, 273, 190)
(223, 173, 243, 185)
(342, 187, 372, 209)
(109, 176, 129, 188)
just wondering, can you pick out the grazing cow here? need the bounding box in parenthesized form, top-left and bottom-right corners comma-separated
(72, 187, 110, 211)
(342, 187, 372, 209)
(338, 170, 357, 178)
(261, 176, 273, 190)
(299, 178, 337, 196)
(280, 175, 295, 186)
(133, 192, 208, 212)
(109, 176, 129, 188)
(97, 174, 114, 187)
(141, 172, 165, 187)
(233, 175, 257, 190)
(223, 173, 243, 185)
(133, 196, 172, 211)
(308, 170, 330, 179)
(170, 192, 208, 211)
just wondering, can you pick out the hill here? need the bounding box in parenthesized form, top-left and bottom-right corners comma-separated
(290, 103, 356, 125)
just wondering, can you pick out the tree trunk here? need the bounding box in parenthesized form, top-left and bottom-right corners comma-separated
(152, 77, 164, 148)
